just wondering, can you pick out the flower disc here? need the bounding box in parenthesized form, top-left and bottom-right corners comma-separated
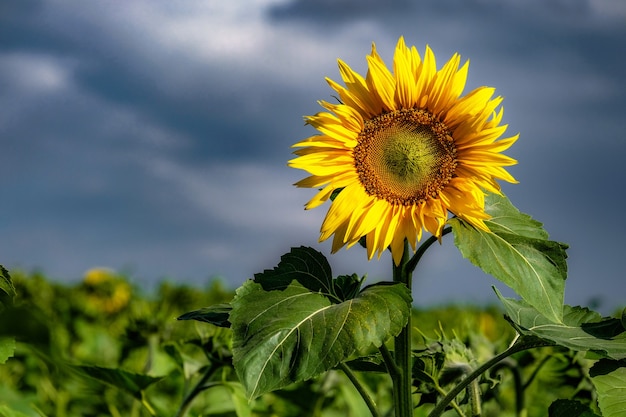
(355, 108, 457, 206)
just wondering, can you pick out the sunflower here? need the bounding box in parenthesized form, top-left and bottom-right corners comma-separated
(82, 267, 132, 314)
(289, 37, 518, 265)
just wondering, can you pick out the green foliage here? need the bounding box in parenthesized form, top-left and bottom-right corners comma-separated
(0, 265, 16, 309)
(497, 289, 626, 416)
(0, 338, 15, 365)
(178, 304, 232, 328)
(450, 192, 568, 323)
(251, 246, 365, 301)
(0, 267, 17, 365)
(549, 399, 601, 417)
(497, 290, 626, 360)
(230, 247, 411, 398)
(1, 253, 624, 416)
(590, 359, 626, 417)
(0, 269, 241, 416)
(73, 365, 164, 400)
(0, 405, 35, 417)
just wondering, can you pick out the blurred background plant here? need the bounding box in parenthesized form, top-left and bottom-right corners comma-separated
(0, 267, 612, 416)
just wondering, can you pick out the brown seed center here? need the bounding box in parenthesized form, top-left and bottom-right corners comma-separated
(353, 109, 457, 205)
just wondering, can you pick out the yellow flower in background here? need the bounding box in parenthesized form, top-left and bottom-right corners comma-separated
(289, 37, 518, 265)
(84, 267, 116, 286)
(83, 267, 131, 314)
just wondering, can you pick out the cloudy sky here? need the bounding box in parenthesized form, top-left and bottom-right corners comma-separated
(2, 0, 625, 313)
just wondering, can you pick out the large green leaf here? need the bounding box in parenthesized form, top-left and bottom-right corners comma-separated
(230, 280, 411, 398)
(590, 359, 626, 417)
(496, 290, 626, 360)
(449, 192, 568, 323)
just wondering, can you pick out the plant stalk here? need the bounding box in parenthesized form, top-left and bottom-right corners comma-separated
(339, 362, 381, 417)
(406, 227, 451, 273)
(175, 363, 221, 417)
(428, 337, 555, 417)
(392, 240, 413, 417)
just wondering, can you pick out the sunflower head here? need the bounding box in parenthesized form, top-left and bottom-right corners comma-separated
(82, 267, 132, 314)
(289, 37, 518, 265)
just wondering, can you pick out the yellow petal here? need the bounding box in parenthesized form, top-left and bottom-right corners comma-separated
(366, 48, 396, 111)
(393, 37, 417, 108)
(416, 45, 437, 108)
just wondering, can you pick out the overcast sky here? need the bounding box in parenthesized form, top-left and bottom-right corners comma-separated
(2, 0, 625, 314)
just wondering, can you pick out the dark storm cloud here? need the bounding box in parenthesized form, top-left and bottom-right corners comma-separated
(1, 0, 624, 312)
(267, 0, 625, 84)
(0, 14, 316, 282)
(0, 0, 299, 168)
(269, 0, 413, 21)
(268, 0, 591, 23)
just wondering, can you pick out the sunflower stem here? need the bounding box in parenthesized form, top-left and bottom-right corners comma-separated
(392, 240, 413, 417)
(406, 227, 452, 274)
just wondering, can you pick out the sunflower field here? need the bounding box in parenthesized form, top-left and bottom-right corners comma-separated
(0, 265, 623, 417)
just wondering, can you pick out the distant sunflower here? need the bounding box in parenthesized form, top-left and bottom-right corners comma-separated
(289, 37, 518, 265)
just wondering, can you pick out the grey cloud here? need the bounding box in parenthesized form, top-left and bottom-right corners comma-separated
(1, 2, 302, 168)
(267, 0, 593, 23)
(1, 0, 624, 314)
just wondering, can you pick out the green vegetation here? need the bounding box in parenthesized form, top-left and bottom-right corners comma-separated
(0, 266, 620, 416)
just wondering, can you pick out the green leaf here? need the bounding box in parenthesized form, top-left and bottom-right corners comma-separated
(223, 382, 252, 417)
(253, 246, 341, 298)
(590, 359, 626, 417)
(449, 192, 567, 323)
(333, 273, 365, 301)
(230, 280, 411, 398)
(0, 337, 16, 364)
(496, 289, 626, 360)
(0, 266, 16, 309)
(0, 306, 50, 349)
(548, 399, 601, 417)
(412, 344, 445, 385)
(344, 354, 387, 373)
(481, 194, 549, 239)
(0, 405, 35, 417)
(74, 365, 163, 400)
(162, 342, 185, 370)
(177, 303, 232, 327)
